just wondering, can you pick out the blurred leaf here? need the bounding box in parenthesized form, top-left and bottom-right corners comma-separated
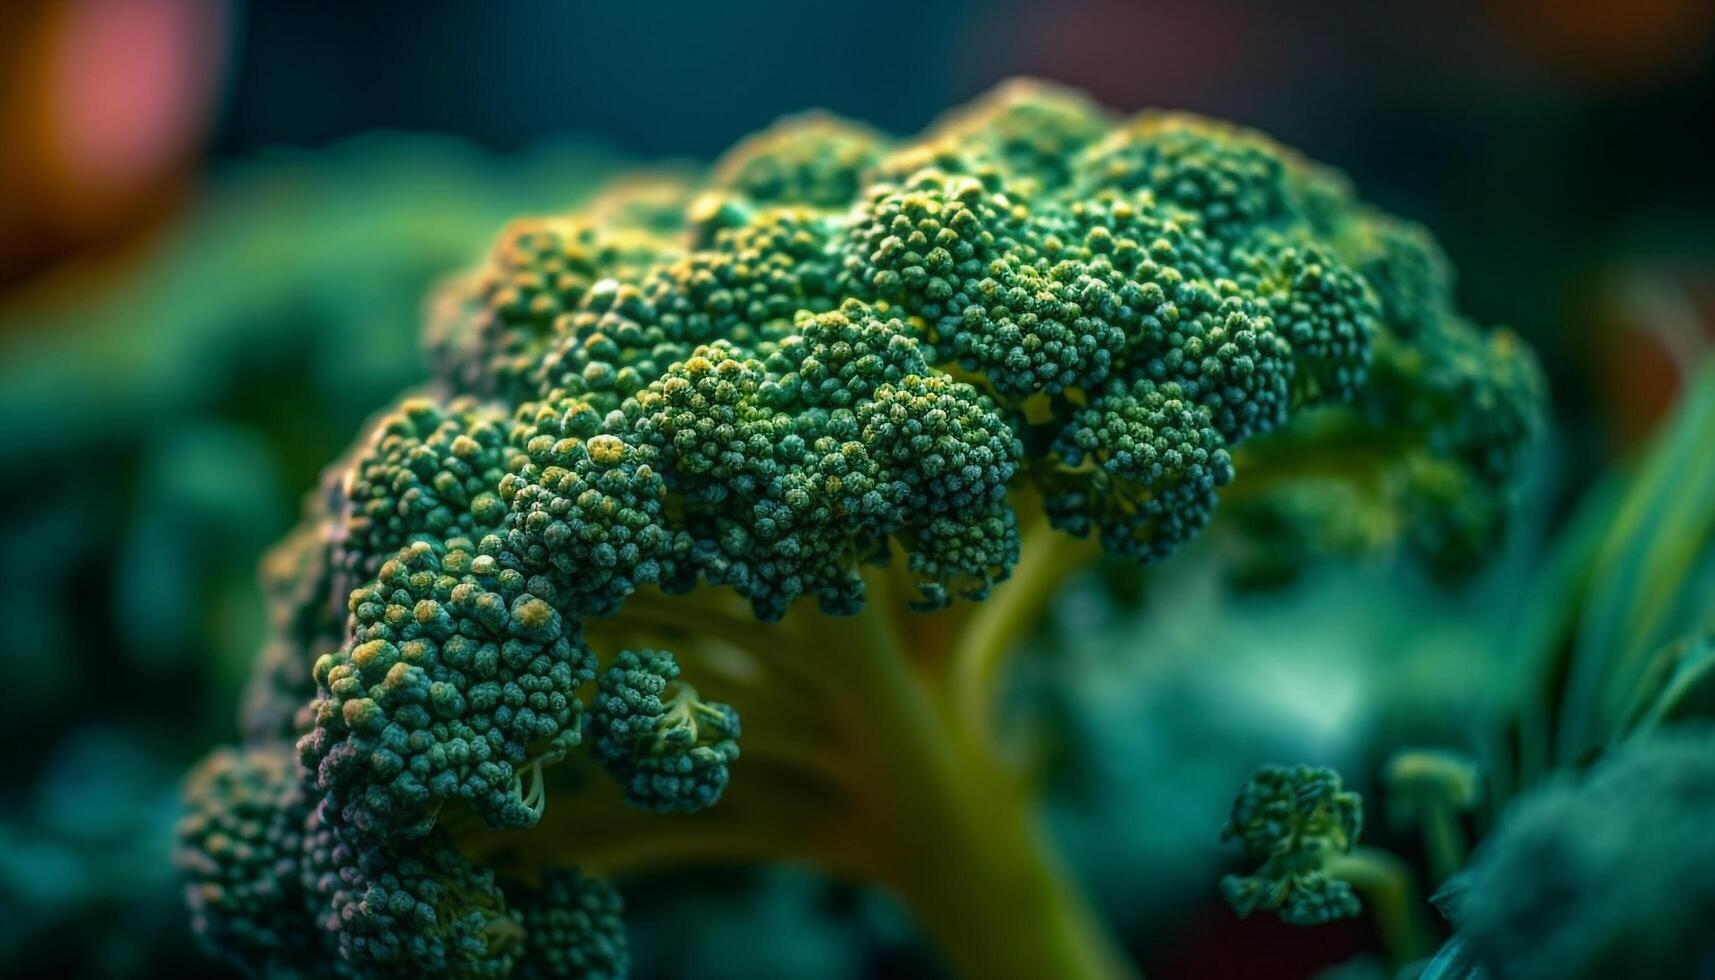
(1413, 936, 1484, 980)
(1616, 629, 1715, 738)
(1557, 358, 1715, 759)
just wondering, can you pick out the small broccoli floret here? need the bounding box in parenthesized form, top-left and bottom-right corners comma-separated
(301, 799, 523, 979)
(1221, 764, 1364, 927)
(1077, 114, 1299, 241)
(339, 398, 513, 583)
(512, 868, 630, 980)
(178, 746, 317, 975)
(1232, 234, 1378, 405)
(587, 649, 741, 814)
(926, 78, 1112, 192)
(500, 399, 687, 615)
(1445, 726, 1715, 980)
(427, 218, 649, 401)
(1349, 215, 1454, 340)
(301, 536, 595, 840)
(641, 208, 840, 350)
(855, 368, 1022, 606)
(710, 112, 886, 209)
(1045, 377, 1234, 561)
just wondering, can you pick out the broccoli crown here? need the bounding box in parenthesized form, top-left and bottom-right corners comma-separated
(417, 78, 1541, 613)
(1446, 726, 1715, 980)
(183, 79, 1544, 978)
(1220, 764, 1364, 926)
(587, 649, 742, 814)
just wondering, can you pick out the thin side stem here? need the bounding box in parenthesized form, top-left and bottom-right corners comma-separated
(948, 515, 1096, 742)
(1419, 803, 1468, 887)
(1328, 846, 1436, 968)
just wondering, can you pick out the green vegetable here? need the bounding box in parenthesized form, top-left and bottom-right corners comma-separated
(179, 79, 1541, 979)
(1220, 764, 1364, 926)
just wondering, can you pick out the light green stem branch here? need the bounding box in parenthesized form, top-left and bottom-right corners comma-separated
(1328, 846, 1436, 968)
(1418, 803, 1468, 887)
(505, 560, 1137, 980)
(817, 580, 1140, 980)
(948, 516, 1096, 742)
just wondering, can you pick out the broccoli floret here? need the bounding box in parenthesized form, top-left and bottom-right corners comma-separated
(300, 796, 522, 979)
(499, 401, 688, 616)
(1350, 215, 1454, 340)
(1078, 113, 1301, 241)
(183, 79, 1545, 980)
(339, 398, 513, 583)
(1221, 764, 1365, 926)
(925, 78, 1111, 191)
(512, 867, 630, 980)
(427, 217, 674, 402)
(1444, 726, 1715, 980)
(180, 743, 631, 980)
(587, 649, 741, 814)
(1232, 233, 1378, 405)
(710, 112, 887, 209)
(1045, 377, 1234, 561)
(177, 746, 318, 975)
(301, 536, 595, 840)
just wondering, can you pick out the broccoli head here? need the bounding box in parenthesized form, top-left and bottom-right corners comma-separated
(181, 79, 1543, 980)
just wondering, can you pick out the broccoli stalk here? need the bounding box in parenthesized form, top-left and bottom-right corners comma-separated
(181, 79, 1542, 980)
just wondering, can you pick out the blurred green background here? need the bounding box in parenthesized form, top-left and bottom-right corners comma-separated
(0, 1, 1710, 977)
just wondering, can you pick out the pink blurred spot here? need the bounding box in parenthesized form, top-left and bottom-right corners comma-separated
(47, 0, 226, 195)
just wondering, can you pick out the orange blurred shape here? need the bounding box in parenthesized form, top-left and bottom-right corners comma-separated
(0, 0, 227, 293)
(1593, 268, 1715, 448)
(1492, 0, 1713, 85)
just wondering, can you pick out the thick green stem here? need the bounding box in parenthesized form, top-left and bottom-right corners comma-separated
(877, 729, 1139, 980)
(829, 586, 1139, 980)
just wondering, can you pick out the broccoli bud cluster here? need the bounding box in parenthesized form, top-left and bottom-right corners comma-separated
(1220, 764, 1365, 927)
(180, 78, 1544, 978)
(587, 649, 741, 813)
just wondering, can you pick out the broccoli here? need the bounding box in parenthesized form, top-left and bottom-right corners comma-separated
(1220, 764, 1364, 926)
(587, 649, 742, 814)
(1437, 726, 1715, 980)
(1219, 764, 1437, 967)
(181, 79, 1542, 979)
